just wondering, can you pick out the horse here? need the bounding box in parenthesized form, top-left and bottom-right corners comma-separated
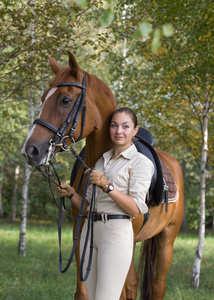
(22, 51, 184, 300)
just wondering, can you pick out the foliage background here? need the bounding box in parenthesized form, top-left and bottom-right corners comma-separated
(0, 0, 213, 229)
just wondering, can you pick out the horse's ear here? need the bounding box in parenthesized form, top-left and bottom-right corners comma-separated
(68, 51, 80, 78)
(48, 56, 61, 74)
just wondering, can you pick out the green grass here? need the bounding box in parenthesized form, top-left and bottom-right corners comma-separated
(0, 220, 213, 300)
(163, 232, 214, 300)
(0, 220, 77, 300)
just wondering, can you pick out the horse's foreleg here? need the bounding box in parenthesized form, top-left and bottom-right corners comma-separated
(152, 226, 177, 300)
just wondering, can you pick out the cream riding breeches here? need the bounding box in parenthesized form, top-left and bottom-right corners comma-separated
(80, 218, 133, 300)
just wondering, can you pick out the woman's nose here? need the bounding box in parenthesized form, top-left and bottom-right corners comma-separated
(116, 126, 122, 133)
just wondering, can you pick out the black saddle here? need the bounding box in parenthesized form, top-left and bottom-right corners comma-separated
(134, 127, 164, 206)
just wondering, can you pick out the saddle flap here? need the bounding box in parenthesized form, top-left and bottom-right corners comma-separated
(135, 127, 154, 146)
(133, 138, 164, 206)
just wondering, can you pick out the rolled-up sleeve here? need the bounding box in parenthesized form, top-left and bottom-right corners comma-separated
(128, 156, 154, 214)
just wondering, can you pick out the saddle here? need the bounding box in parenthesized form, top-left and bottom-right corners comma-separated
(134, 127, 177, 210)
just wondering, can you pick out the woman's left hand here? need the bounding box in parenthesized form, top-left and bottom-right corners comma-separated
(84, 169, 110, 192)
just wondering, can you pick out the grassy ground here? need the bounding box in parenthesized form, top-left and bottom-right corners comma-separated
(0, 220, 213, 300)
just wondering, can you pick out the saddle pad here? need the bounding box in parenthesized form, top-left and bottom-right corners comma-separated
(160, 160, 177, 203)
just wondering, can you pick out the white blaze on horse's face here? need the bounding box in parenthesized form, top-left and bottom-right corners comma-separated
(38, 87, 58, 117)
(21, 124, 36, 155)
(21, 87, 58, 157)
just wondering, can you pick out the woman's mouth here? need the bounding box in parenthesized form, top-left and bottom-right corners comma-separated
(115, 136, 124, 140)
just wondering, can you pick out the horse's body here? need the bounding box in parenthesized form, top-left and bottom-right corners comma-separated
(22, 51, 184, 300)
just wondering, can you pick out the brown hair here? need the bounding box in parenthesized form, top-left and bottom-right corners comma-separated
(111, 107, 138, 128)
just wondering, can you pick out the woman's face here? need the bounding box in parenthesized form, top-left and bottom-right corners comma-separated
(110, 112, 139, 149)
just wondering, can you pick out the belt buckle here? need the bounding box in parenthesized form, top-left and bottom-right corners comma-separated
(101, 214, 108, 223)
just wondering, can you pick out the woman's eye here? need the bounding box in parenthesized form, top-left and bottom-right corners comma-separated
(60, 96, 73, 107)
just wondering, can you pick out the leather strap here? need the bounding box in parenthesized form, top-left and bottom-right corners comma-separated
(34, 118, 58, 134)
(93, 213, 130, 222)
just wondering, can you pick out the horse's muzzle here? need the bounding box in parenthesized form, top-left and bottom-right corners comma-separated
(21, 142, 49, 166)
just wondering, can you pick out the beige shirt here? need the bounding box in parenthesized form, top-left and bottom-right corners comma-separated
(86, 144, 154, 215)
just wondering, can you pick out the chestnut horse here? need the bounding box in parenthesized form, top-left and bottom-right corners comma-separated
(22, 51, 184, 300)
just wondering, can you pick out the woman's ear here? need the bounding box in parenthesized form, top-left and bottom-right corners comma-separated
(134, 125, 139, 136)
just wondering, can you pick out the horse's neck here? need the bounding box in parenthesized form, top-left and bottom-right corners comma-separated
(85, 128, 113, 168)
(84, 73, 117, 167)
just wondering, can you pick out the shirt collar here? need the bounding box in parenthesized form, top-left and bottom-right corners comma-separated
(103, 144, 137, 161)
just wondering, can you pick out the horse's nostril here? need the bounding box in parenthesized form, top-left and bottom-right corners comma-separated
(27, 145, 39, 159)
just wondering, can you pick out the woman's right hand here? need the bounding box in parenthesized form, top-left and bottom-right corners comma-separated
(56, 183, 75, 199)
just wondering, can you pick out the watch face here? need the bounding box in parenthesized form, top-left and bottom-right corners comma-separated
(108, 184, 114, 192)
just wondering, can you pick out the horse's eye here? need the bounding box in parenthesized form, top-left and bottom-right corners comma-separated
(60, 96, 73, 107)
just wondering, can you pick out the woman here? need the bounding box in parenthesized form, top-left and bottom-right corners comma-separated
(56, 107, 154, 300)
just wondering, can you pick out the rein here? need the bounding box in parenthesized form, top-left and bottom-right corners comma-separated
(34, 72, 95, 281)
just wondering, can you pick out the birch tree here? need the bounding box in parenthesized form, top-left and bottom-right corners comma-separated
(18, 163, 31, 256)
(10, 165, 20, 221)
(190, 88, 210, 287)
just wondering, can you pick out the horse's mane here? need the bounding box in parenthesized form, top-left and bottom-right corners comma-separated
(84, 71, 117, 106)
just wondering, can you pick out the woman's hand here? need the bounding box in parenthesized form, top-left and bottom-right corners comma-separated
(56, 183, 75, 199)
(84, 169, 110, 192)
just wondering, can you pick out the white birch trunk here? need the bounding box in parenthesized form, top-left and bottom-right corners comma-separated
(190, 94, 209, 288)
(18, 96, 34, 255)
(18, 0, 35, 255)
(10, 165, 20, 221)
(18, 163, 31, 256)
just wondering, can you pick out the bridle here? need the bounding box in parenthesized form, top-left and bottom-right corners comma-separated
(34, 72, 87, 163)
(34, 72, 94, 281)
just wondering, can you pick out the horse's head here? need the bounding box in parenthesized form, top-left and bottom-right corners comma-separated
(22, 51, 96, 166)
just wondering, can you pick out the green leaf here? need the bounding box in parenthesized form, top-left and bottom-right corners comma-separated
(139, 22, 153, 37)
(106, 0, 115, 10)
(75, 0, 87, 8)
(61, 18, 68, 27)
(162, 24, 174, 37)
(99, 10, 114, 26)
(152, 28, 161, 53)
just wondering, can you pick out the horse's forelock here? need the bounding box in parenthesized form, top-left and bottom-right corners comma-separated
(49, 67, 82, 87)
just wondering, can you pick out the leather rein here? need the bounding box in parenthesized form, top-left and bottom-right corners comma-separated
(34, 72, 95, 281)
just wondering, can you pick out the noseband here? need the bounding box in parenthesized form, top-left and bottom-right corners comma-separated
(34, 72, 87, 148)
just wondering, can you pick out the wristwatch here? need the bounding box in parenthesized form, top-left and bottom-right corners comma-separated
(106, 184, 114, 193)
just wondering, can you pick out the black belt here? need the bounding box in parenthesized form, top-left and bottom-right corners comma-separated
(93, 213, 130, 222)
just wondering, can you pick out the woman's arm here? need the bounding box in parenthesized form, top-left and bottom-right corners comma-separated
(108, 187, 140, 218)
(56, 183, 89, 215)
(88, 170, 140, 217)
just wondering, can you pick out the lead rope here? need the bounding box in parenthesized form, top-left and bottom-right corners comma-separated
(80, 184, 96, 281)
(36, 147, 96, 280)
(58, 168, 94, 274)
